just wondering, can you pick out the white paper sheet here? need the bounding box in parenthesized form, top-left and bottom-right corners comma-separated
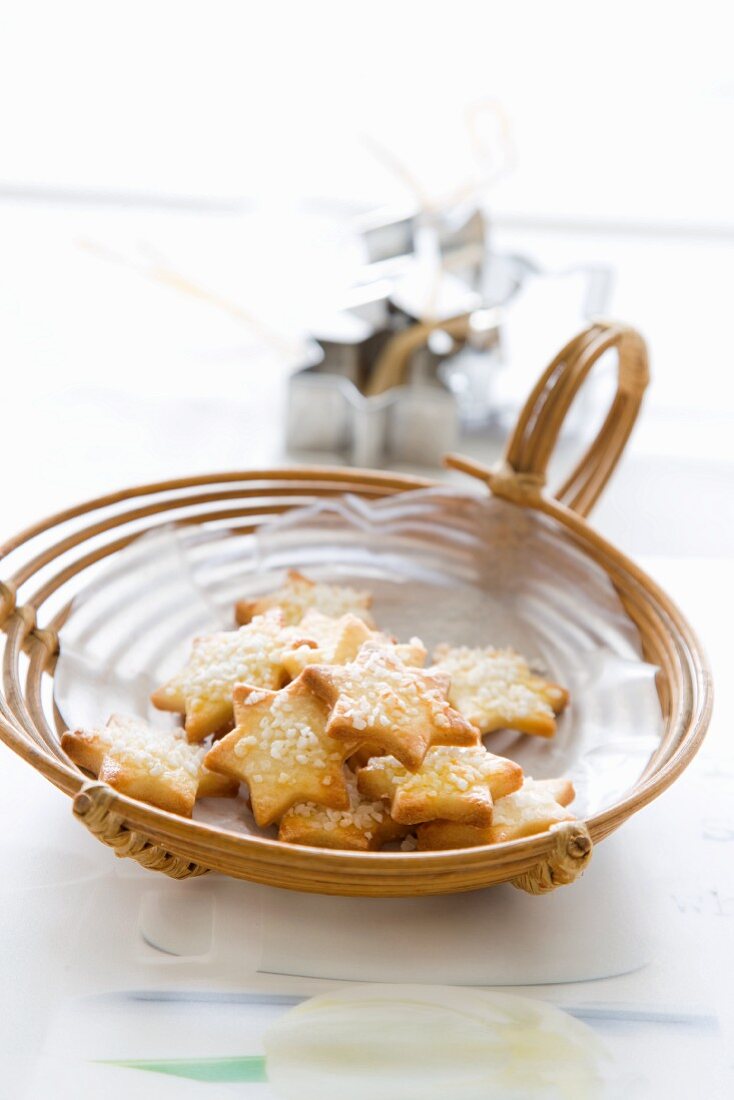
(55, 487, 663, 829)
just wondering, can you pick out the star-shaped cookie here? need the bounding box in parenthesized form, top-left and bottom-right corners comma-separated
(282, 609, 426, 679)
(61, 714, 239, 817)
(357, 745, 523, 826)
(203, 675, 357, 827)
(278, 769, 408, 851)
(416, 777, 576, 849)
(303, 641, 479, 771)
(235, 569, 374, 627)
(431, 645, 569, 738)
(486, 776, 576, 841)
(151, 611, 303, 741)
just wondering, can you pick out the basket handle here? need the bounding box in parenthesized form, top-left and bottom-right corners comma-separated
(446, 320, 649, 517)
(511, 821, 592, 894)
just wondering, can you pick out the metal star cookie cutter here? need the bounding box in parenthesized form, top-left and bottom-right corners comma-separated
(286, 365, 459, 469)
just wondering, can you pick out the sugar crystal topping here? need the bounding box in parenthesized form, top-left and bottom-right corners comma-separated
(299, 609, 347, 649)
(289, 770, 386, 837)
(232, 691, 343, 787)
(339, 645, 454, 731)
(491, 779, 570, 828)
(285, 610, 365, 667)
(432, 646, 555, 723)
(102, 715, 204, 781)
(169, 612, 290, 711)
(365, 745, 507, 798)
(262, 573, 372, 625)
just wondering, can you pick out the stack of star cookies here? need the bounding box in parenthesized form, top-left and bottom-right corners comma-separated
(61, 570, 576, 851)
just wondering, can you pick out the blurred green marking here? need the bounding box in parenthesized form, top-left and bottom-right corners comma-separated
(97, 1054, 268, 1082)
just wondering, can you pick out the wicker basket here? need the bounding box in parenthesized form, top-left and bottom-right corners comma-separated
(0, 321, 712, 896)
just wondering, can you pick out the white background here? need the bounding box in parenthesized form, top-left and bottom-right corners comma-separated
(1, 1, 733, 558)
(0, 5, 733, 1094)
